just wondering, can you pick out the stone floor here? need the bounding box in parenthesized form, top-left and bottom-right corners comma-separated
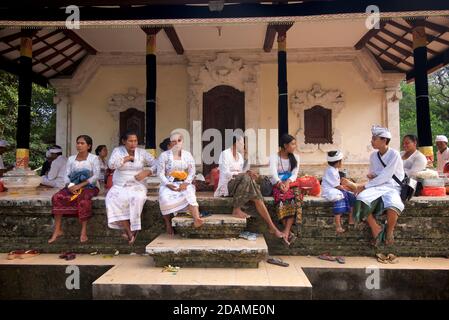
(2, 253, 449, 299)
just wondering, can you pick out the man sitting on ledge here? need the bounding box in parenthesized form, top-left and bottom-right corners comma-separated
(353, 125, 405, 247)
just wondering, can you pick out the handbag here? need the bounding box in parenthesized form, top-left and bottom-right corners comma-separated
(377, 152, 417, 202)
(259, 175, 273, 197)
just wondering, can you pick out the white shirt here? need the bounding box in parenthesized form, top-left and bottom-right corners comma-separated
(436, 147, 449, 173)
(214, 148, 248, 197)
(41, 155, 67, 188)
(401, 150, 427, 177)
(64, 153, 101, 186)
(268, 152, 300, 185)
(109, 146, 155, 187)
(157, 149, 196, 186)
(366, 148, 404, 189)
(321, 166, 340, 193)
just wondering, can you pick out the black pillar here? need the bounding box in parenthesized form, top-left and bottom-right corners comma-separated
(144, 29, 159, 153)
(412, 20, 433, 161)
(15, 29, 35, 169)
(277, 30, 288, 140)
(16, 31, 33, 150)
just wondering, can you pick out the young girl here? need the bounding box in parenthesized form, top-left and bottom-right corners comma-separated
(321, 150, 355, 233)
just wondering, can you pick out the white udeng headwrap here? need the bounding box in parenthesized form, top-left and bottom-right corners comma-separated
(327, 151, 344, 162)
(371, 125, 392, 139)
(435, 135, 448, 143)
(49, 148, 62, 153)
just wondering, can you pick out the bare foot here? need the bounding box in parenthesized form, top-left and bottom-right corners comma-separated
(232, 208, 250, 219)
(48, 231, 64, 244)
(165, 224, 175, 236)
(336, 226, 346, 234)
(385, 233, 394, 246)
(80, 234, 88, 243)
(193, 218, 204, 228)
(121, 233, 130, 241)
(128, 231, 138, 245)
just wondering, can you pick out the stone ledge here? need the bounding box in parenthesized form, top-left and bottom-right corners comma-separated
(146, 234, 268, 268)
(172, 214, 246, 238)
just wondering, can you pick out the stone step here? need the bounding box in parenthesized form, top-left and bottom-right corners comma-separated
(172, 213, 246, 238)
(146, 234, 268, 268)
(92, 256, 312, 300)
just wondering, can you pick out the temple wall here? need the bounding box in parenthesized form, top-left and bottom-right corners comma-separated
(62, 54, 400, 180)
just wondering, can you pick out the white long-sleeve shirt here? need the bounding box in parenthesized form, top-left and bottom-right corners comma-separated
(109, 146, 155, 187)
(436, 147, 449, 173)
(64, 153, 101, 186)
(157, 149, 196, 186)
(41, 155, 67, 188)
(214, 148, 249, 197)
(366, 148, 404, 189)
(401, 150, 427, 177)
(268, 152, 300, 185)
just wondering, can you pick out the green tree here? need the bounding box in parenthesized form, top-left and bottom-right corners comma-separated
(0, 70, 56, 169)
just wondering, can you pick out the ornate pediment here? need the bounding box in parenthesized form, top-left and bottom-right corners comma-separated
(290, 84, 344, 153)
(107, 87, 146, 121)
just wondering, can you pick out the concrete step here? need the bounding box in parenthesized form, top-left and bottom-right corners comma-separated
(92, 256, 312, 300)
(146, 234, 268, 268)
(172, 213, 246, 238)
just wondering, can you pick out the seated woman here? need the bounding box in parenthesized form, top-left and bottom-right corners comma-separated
(401, 134, 427, 177)
(49, 135, 100, 243)
(269, 134, 302, 244)
(158, 132, 203, 235)
(214, 134, 288, 244)
(106, 131, 155, 244)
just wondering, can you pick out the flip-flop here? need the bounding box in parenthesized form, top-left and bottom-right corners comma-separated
(387, 253, 399, 264)
(267, 257, 289, 267)
(239, 231, 257, 241)
(376, 253, 389, 264)
(318, 253, 336, 262)
(20, 250, 40, 259)
(65, 253, 76, 261)
(335, 256, 346, 264)
(7, 250, 25, 260)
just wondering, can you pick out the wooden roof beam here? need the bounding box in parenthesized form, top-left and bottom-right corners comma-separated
(354, 21, 386, 50)
(163, 26, 184, 55)
(61, 29, 97, 54)
(263, 24, 277, 52)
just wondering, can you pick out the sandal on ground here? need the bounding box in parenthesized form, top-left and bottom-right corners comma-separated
(267, 257, 289, 267)
(318, 253, 336, 262)
(387, 253, 399, 264)
(335, 256, 346, 264)
(59, 252, 76, 261)
(376, 253, 389, 264)
(7, 250, 26, 260)
(239, 231, 257, 241)
(20, 250, 40, 259)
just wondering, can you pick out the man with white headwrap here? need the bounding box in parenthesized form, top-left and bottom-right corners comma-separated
(435, 135, 449, 173)
(41, 146, 67, 188)
(353, 125, 404, 246)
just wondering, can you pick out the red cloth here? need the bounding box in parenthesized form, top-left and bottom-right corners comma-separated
(291, 176, 321, 196)
(421, 186, 446, 197)
(52, 187, 99, 221)
(210, 167, 220, 191)
(0, 181, 4, 192)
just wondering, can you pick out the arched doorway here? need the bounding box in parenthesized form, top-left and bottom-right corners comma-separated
(202, 85, 245, 175)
